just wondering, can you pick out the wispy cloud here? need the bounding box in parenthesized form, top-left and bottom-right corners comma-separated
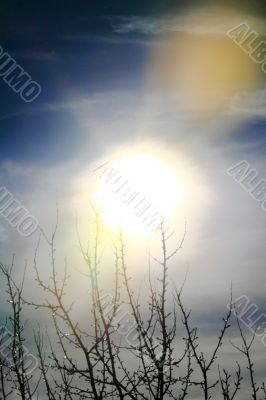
(111, 12, 266, 36)
(62, 33, 166, 47)
(230, 88, 266, 118)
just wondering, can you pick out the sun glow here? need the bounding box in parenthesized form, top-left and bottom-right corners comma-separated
(92, 153, 184, 235)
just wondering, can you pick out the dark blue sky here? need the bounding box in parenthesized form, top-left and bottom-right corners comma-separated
(0, 1, 158, 164)
(0, 0, 266, 165)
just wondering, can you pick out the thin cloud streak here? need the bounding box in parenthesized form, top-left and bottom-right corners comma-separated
(111, 13, 266, 36)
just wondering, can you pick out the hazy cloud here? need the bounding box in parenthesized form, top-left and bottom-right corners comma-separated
(111, 13, 266, 36)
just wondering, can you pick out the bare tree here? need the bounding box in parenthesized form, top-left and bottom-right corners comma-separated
(218, 362, 242, 400)
(23, 216, 190, 399)
(231, 316, 259, 400)
(175, 284, 233, 400)
(0, 215, 265, 399)
(0, 261, 40, 400)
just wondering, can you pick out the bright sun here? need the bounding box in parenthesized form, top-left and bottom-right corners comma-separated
(92, 153, 184, 236)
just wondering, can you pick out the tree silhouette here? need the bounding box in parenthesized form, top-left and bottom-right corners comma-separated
(0, 215, 265, 399)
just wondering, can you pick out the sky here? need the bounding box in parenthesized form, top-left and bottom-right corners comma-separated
(0, 0, 266, 398)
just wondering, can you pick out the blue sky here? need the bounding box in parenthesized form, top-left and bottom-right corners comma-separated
(1, 1, 266, 398)
(0, 2, 266, 296)
(0, 2, 264, 164)
(0, 0, 265, 165)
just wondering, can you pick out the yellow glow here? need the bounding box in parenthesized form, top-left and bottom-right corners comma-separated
(149, 6, 262, 123)
(93, 153, 184, 235)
